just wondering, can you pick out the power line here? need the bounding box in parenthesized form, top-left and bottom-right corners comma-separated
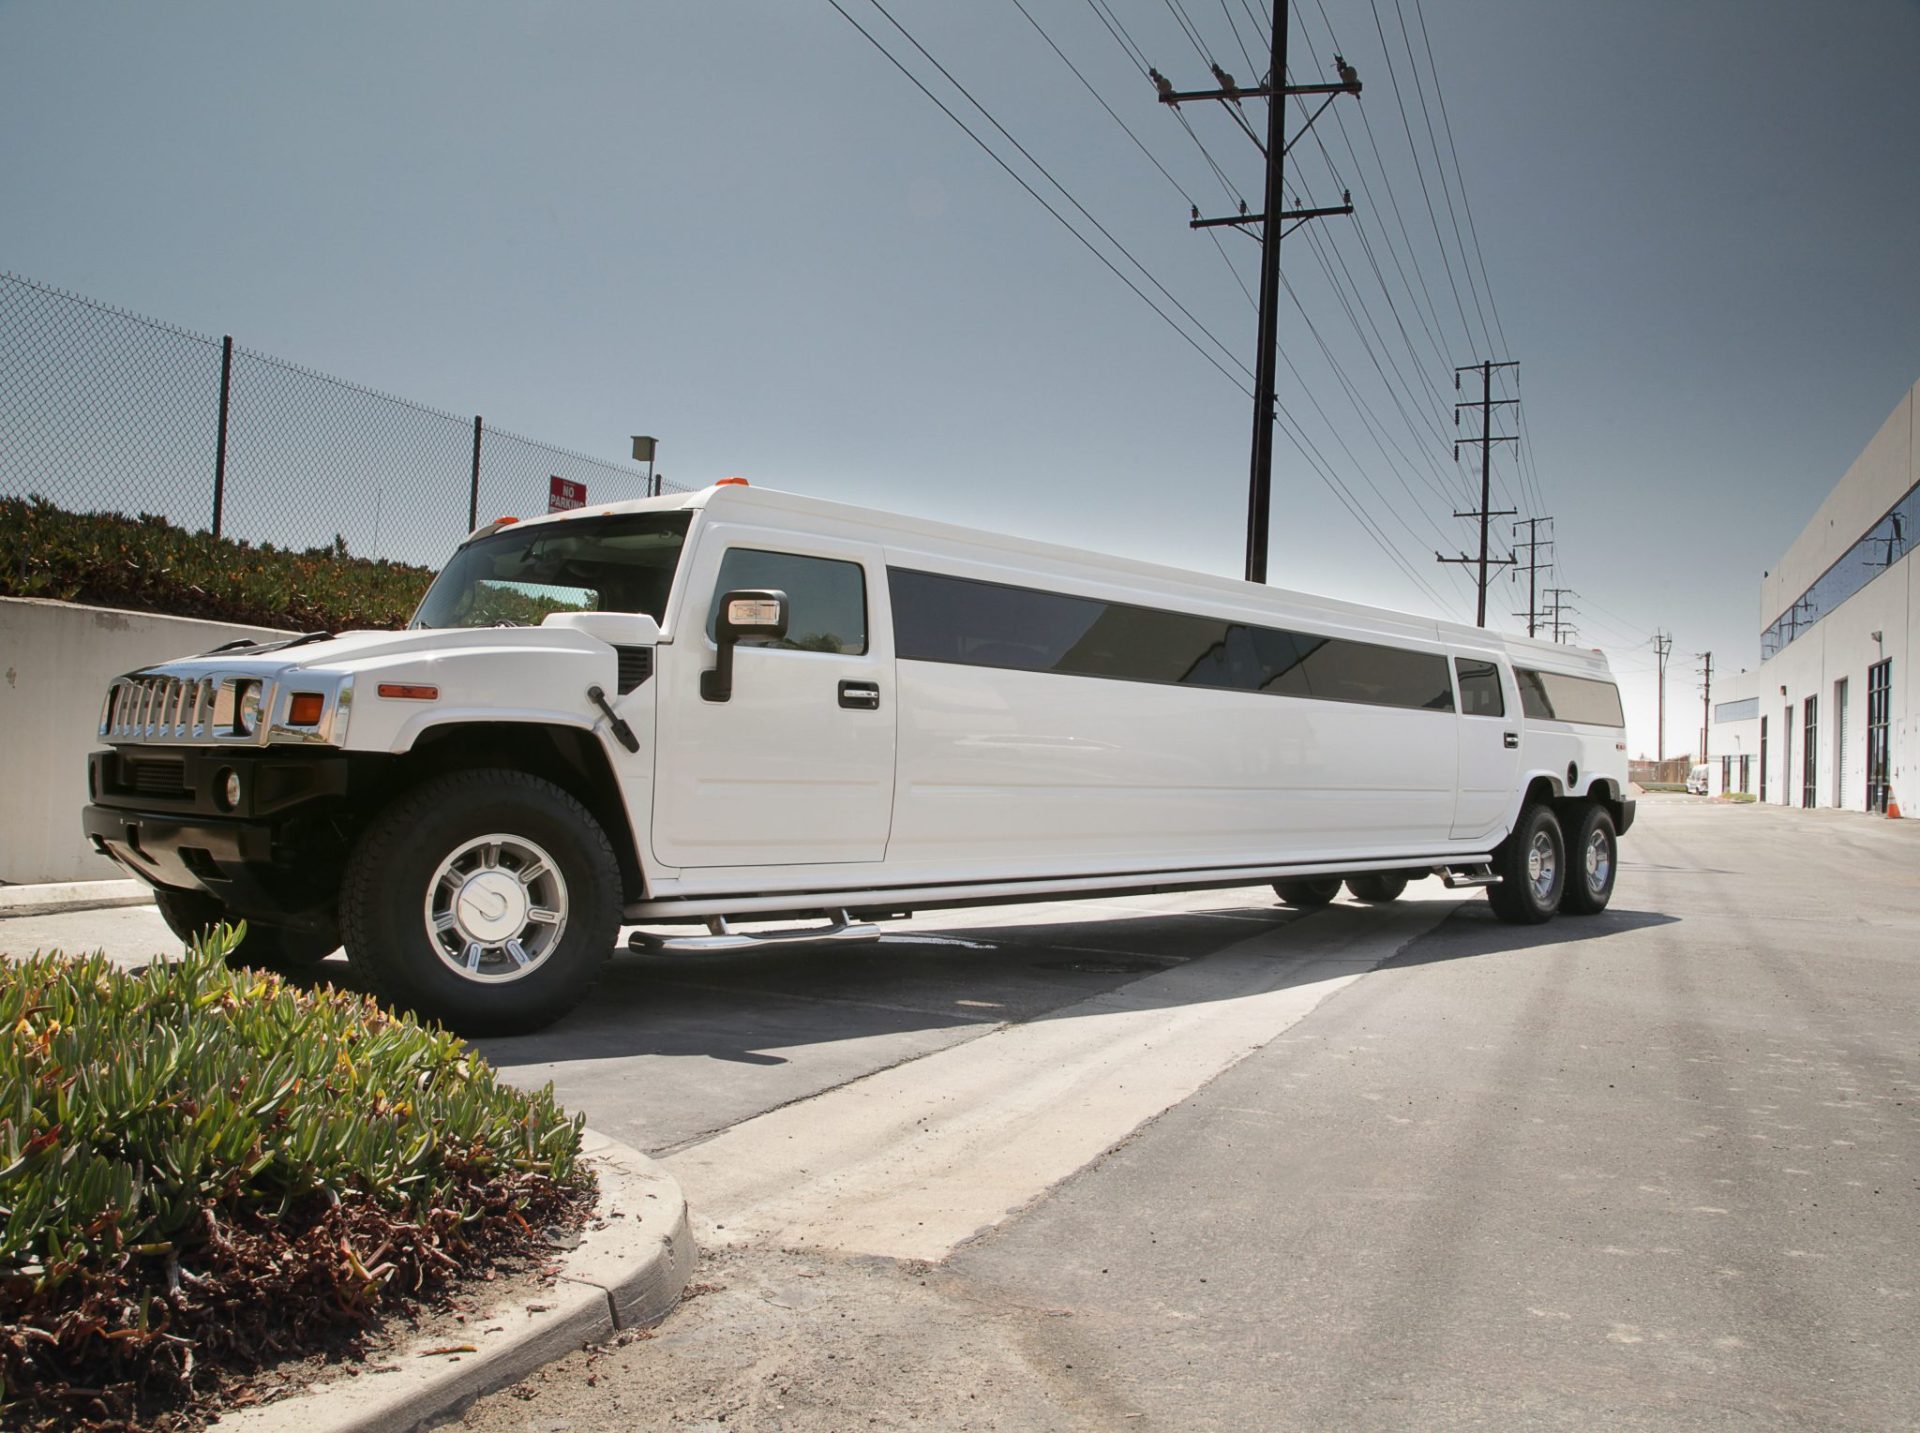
(865, 0, 1254, 382)
(829, 0, 1254, 397)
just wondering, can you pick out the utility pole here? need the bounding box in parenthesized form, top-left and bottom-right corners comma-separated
(1698, 651, 1713, 766)
(1544, 587, 1577, 645)
(1436, 361, 1519, 625)
(1154, 30, 1360, 583)
(1653, 630, 1673, 761)
(1509, 515, 1553, 638)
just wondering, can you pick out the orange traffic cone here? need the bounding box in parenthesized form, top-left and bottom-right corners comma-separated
(1889, 789, 1904, 820)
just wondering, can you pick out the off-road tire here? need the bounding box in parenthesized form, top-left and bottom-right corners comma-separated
(152, 886, 338, 971)
(339, 769, 619, 1035)
(1486, 802, 1565, 925)
(1273, 877, 1343, 908)
(1560, 804, 1618, 916)
(1345, 871, 1410, 903)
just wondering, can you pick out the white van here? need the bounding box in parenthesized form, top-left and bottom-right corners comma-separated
(85, 482, 1633, 1033)
(1687, 763, 1711, 795)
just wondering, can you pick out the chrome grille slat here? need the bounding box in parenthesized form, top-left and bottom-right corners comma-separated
(100, 667, 345, 748)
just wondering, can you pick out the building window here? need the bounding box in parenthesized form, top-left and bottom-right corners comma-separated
(887, 567, 1457, 713)
(1713, 695, 1760, 724)
(712, 548, 868, 655)
(1761, 479, 1918, 660)
(1867, 659, 1893, 813)
(1802, 695, 1818, 809)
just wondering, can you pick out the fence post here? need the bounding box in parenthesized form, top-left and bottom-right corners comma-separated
(211, 335, 234, 537)
(468, 414, 483, 532)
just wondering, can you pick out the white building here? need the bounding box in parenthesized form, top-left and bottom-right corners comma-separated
(1707, 666, 1760, 796)
(1753, 377, 1916, 815)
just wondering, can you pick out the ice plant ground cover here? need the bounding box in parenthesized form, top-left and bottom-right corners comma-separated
(0, 495, 434, 631)
(0, 932, 593, 1432)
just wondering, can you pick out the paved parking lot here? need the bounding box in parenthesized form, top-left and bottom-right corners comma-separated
(8, 796, 1918, 1428)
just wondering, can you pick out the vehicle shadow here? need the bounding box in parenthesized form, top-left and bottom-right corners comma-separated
(282, 891, 1676, 1152)
(1382, 902, 1680, 969)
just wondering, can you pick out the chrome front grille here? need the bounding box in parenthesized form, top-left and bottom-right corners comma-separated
(99, 667, 351, 748)
(101, 673, 255, 745)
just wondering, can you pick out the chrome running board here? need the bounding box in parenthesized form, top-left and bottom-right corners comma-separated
(628, 909, 882, 954)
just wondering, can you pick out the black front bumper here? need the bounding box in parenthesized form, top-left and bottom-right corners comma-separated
(1615, 797, 1637, 835)
(85, 748, 362, 923)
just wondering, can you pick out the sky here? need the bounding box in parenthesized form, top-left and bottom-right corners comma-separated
(3, 0, 1917, 757)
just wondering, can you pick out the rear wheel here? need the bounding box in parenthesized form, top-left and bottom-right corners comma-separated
(1560, 804, 1618, 915)
(152, 887, 338, 971)
(1345, 872, 1409, 903)
(1486, 803, 1565, 925)
(1273, 877, 1343, 908)
(339, 769, 619, 1035)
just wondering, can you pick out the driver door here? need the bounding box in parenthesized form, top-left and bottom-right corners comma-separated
(651, 531, 896, 867)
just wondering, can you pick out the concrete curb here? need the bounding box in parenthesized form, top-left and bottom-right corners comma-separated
(210, 1130, 695, 1433)
(0, 878, 154, 916)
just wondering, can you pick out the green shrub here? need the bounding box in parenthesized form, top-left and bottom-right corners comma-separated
(0, 495, 434, 631)
(0, 932, 590, 1430)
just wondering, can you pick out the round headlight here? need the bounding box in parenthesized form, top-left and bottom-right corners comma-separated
(235, 682, 262, 735)
(222, 770, 243, 810)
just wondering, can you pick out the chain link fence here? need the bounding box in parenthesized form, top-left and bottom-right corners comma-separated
(0, 271, 688, 568)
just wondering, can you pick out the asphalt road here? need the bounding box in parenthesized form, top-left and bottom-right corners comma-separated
(7, 796, 1916, 1428)
(463, 796, 1919, 1431)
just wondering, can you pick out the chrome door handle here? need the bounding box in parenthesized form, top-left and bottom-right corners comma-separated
(839, 680, 881, 711)
(1504, 732, 1520, 749)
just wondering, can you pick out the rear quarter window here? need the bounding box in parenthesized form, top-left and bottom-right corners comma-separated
(1515, 668, 1624, 727)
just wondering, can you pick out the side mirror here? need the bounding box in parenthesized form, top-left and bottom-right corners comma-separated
(701, 589, 789, 702)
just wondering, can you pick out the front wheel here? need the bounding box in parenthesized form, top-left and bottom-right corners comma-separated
(1273, 877, 1343, 909)
(1486, 803, 1565, 925)
(152, 887, 338, 971)
(339, 769, 620, 1035)
(1559, 805, 1618, 915)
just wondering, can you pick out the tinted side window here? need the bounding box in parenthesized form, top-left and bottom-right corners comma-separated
(1515, 668, 1624, 727)
(890, 568, 1452, 712)
(712, 549, 868, 654)
(1456, 658, 1505, 717)
(1294, 635, 1454, 712)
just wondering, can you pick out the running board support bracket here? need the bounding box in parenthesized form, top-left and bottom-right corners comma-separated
(628, 909, 882, 954)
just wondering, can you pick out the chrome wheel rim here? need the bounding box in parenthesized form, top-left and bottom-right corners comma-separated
(1526, 830, 1558, 902)
(424, 833, 568, 984)
(1585, 829, 1612, 892)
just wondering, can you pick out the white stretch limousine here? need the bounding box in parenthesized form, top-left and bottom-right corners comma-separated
(85, 482, 1633, 1033)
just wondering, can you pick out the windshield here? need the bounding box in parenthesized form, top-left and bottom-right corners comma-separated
(412, 512, 692, 629)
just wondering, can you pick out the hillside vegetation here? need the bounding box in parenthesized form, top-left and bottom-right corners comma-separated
(0, 496, 433, 631)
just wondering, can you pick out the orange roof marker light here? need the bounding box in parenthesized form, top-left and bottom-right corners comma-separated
(716, 476, 750, 487)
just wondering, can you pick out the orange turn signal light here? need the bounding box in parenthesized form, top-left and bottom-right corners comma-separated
(716, 476, 750, 487)
(287, 692, 326, 725)
(377, 683, 439, 700)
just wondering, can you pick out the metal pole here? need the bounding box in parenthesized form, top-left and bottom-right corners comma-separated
(468, 415, 483, 532)
(1475, 360, 1492, 625)
(1243, 6, 1290, 584)
(212, 335, 233, 537)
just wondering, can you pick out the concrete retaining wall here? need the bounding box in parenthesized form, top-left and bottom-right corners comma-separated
(0, 598, 285, 883)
